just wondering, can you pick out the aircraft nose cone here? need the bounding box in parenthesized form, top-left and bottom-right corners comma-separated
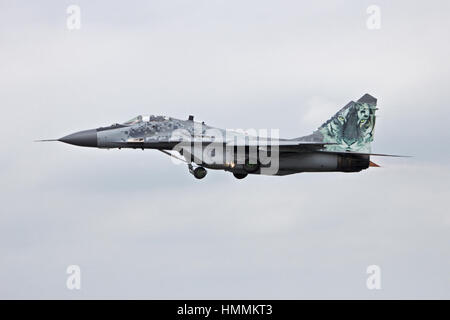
(59, 129, 98, 147)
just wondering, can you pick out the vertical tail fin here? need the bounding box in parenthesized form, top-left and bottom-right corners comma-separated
(300, 94, 377, 153)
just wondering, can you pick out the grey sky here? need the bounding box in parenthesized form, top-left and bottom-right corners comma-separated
(0, 0, 449, 298)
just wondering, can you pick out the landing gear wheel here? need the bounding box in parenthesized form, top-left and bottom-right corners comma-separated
(193, 167, 207, 179)
(243, 160, 259, 173)
(233, 173, 248, 179)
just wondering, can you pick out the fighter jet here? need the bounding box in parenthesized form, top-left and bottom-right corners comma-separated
(38, 94, 403, 179)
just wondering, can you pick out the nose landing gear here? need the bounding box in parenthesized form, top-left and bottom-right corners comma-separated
(193, 167, 207, 179)
(188, 163, 207, 179)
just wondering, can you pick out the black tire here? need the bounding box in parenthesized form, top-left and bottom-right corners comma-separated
(193, 167, 207, 179)
(243, 160, 259, 173)
(233, 172, 248, 179)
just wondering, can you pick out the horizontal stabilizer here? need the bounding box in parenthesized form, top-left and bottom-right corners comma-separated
(317, 150, 410, 157)
(225, 140, 335, 147)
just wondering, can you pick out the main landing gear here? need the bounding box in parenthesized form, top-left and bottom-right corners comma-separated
(233, 173, 248, 179)
(231, 159, 258, 179)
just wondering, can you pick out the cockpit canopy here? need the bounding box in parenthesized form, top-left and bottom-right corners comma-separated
(123, 115, 169, 125)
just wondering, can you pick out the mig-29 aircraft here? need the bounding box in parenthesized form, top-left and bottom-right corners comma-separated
(38, 94, 402, 179)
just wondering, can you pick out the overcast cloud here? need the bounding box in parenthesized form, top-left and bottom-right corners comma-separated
(0, 0, 449, 299)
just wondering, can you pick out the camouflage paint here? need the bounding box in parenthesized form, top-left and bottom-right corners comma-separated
(54, 93, 382, 178)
